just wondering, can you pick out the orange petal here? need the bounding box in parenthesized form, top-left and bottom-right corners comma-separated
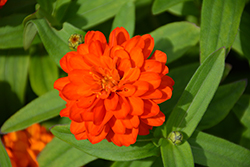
(93, 100, 106, 125)
(85, 30, 107, 47)
(85, 121, 104, 136)
(141, 111, 165, 126)
(75, 131, 88, 140)
(161, 64, 169, 76)
(80, 109, 94, 121)
(87, 124, 110, 144)
(140, 89, 163, 99)
(54, 77, 70, 91)
(113, 96, 130, 119)
(60, 51, 78, 73)
(68, 54, 91, 71)
(118, 84, 136, 97)
(142, 34, 154, 59)
(117, 58, 131, 77)
(138, 72, 161, 89)
(62, 83, 81, 100)
(121, 67, 140, 83)
(108, 116, 126, 134)
(82, 53, 101, 67)
(150, 50, 167, 64)
(104, 92, 119, 111)
(60, 101, 73, 117)
(133, 81, 150, 96)
(69, 103, 84, 122)
(153, 86, 173, 104)
(130, 47, 144, 68)
(77, 95, 97, 108)
(159, 75, 175, 89)
(77, 43, 89, 55)
(89, 40, 104, 57)
(114, 49, 130, 59)
(127, 96, 144, 115)
(138, 121, 152, 135)
(123, 36, 145, 53)
(140, 100, 160, 118)
(109, 27, 130, 47)
(141, 60, 162, 73)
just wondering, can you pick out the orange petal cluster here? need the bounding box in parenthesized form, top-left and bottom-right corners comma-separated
(1, 124, 53, 167)
(0, 0, 7, 8)
(54, 27, 174, 146)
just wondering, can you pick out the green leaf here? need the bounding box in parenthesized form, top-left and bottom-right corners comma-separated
(24, 19, 86, 66)
(38, 137, 97, 167)
(197, 80, 246, 130)
(168, 1, 200, 16)
(200, 0, 245, 63)
(0, 14, 27, 49)
(165, 48, 225, 138)
(64, 0, 126, 29)
(161, 139, 193, 167)
(0, 49, 29, 104)
(51, 124, 159, 161)
(232, 11, 250, 62)
(52, 0, 71, 22)
(160, 63, 199, 115)
(36, 0, 54, 14)
(152, 0, 189, 15)
(111, 157, 156, 167)
(150, 22, 200, 64)
(29, 47, 58, 96)
(189, 131, 250, 167)
(233, 94, 250, 149)
(0, 141, 11, 167)
(23, 21, 38, 50)
(111, 1, 135, 37)
(1, 90, 65, 133)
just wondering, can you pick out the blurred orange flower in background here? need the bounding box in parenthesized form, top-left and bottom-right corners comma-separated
(0, 0, 7, 8)
(1, 124, 53, 167)
(54, 27, 174, 146)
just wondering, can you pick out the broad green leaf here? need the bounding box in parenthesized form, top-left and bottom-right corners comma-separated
(0, 14, 27, 49)
(200, 0, 245, 63)
(51, 124, 159, 161)
(233, 94, 250, 149)
(23, 21, 38, 50)
(29, 48, 58, 96)
(64, 0, 126, 29)
(52, 0, 71, 22)
(36, 0, 54, 14)
(197, 80, 246, 130)
(160, 63, 199, 115)
(189, 131, 250, 167)
(168, 1, 200, 16)
(165, 48, 225, 138)
(111, 157, 156, 167)
(232, 11, 250, 62)
(111, 1, 135, 37)
(0, 49, 29, 104)
(152, 0, 189, 15)
(150, 22, 200, 64)
(24, 19, 85, 66)
(0, 141, 11, 167)
(38, 137, 97, 167)
(1, 90, 65, 133)
(161, 139, 193, 167)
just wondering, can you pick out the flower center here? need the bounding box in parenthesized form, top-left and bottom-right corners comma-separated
(101, 75, 118, 92)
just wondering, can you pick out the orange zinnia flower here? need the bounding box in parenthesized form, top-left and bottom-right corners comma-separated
(54, 27, 174, 146)
(1, 124, 53, 167)
(0, 0, 7, 8)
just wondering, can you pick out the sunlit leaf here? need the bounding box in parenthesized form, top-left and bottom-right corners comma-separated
(51, 124, 159, 161)
(38, 137, 97, 167)
(1, 90, 65, 133)
(200, 0, 245, 62)
(165, 48, 225, 138)
(150, 22, 200, 64)
(189, 131, 250, 167)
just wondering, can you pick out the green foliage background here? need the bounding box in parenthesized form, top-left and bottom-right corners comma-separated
(1, 0, 250, 166)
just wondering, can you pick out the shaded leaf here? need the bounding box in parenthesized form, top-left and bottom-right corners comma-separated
(111, 1, 135, 37)
(111, 157, 156, 167)
(152, 0, 189, 15)
(150, 22, 200, 64)
(51, 124, 159, 161)
(165, 48, 225, 138)
(161, 139, 193, 167)
(38, 137, 97, 167)
(189, 131, 250, 167)
(198, 80, 246, 130)
(200, 0, 245, 62)
(64, 0, 126, 29)
(168, 1, 200, 16)
(1, 90, 65, 133)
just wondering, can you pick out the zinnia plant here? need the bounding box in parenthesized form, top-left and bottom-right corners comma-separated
(54, 27, 174, 146)
(1, 124, 53, 167)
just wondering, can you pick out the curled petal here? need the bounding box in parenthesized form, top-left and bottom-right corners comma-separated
(117, 58, 131, 77)
(109, 27, 130, 47)
(77, 43, 89, 55)
(54, 77, 70, 91)
(87, 124, 110, 144)
(75, 132, 88, 140)
(141, 60, 162, 74)
(138, 121, 152, 135)
(142, 34, 154, 59)
(77, 95, 97, 108)
(121, 67, 140, 84)
(118, 84, 136, 97)
(153, 86, 172, 104)
(62, 83, 81, 100)
(133, 81, 150, 96)
(123, 36, 145, 53)
(141, 111, 165, 126)
(93, 100, 106, 125)
(130, 47, 144, 68)
(60, 51, 77, 73)
(140, 100, 160, 118)
(113, 96, 130, 119)
(69, 103, 84, 122)
(109, 116, 126, 134)
(89, 40, 104, 57)
(127, 96, 144, 115)
(150, 50, 167, 64)
(85, 30, 107, 49)
(70, 121, 86, 135)
(140, 89, 163, 99)
(138, 72, 161, 89)
(104, 93, 119, 111)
